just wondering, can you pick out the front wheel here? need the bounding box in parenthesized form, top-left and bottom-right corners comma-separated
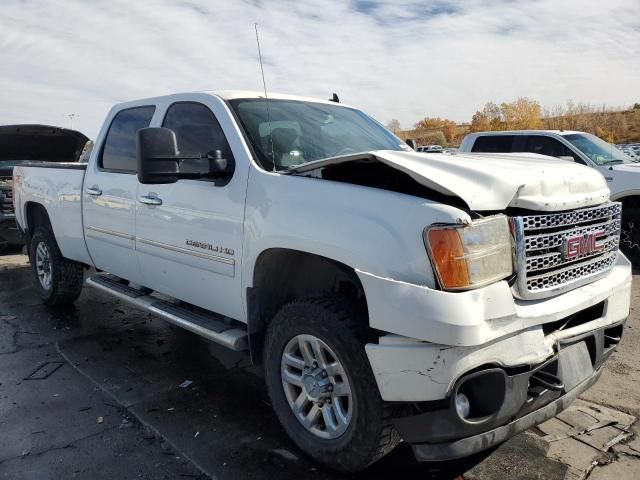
(29, 227, 84, 306)
(263, 298, 400, 472)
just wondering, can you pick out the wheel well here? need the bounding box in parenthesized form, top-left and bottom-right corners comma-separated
(24, 202, 52, 243)
(247, 248, 368, 364)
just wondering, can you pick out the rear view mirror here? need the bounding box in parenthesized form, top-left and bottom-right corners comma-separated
(405, 139, 417, 150)
(137, 128, 179, 184)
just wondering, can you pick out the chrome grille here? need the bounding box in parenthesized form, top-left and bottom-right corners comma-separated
(511, 202, 622, 300)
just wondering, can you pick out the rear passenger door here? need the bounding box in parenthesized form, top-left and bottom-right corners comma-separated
(134, 98, 248, 321)
(83, 105, 155, 285)
(521, 135, 583, 163)
(470, 135, 516, 153)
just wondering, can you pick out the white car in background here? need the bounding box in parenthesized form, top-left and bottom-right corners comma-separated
(460, 130, 640, 263)
(416, 144, 444, 153)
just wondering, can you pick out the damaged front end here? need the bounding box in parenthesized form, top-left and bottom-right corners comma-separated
(360, 235, 630, 462)
(394, 318, 624, 461)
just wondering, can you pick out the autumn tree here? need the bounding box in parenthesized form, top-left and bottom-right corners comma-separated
(441, 120, 457, 143)
(414, 117, 458, 143)
(415, 117, 444, 130)
(386, 119, 401, 133)
(483, 102, 502, 130)
(470, 111, 490, 132)
(501, 97, 541, 130)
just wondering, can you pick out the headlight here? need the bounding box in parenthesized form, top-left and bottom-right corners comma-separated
(425, 215, 514, 290)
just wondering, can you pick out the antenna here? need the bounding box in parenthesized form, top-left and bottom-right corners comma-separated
(67, 113, 78, 130)
(254, 23, 276, 171)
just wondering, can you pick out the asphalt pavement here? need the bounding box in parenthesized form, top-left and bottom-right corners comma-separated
(1, 249, 639, 479)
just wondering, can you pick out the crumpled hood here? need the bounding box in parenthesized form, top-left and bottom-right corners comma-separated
(370, 150, 610, 211)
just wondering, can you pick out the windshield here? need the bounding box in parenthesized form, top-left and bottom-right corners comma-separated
(229, 99, 407, 170)
(563, 133, 634, 165)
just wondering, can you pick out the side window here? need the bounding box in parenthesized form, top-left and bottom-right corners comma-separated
(101, 106, 155, 172)
(525, 136, 582, 162)
(162, 102, 234, 177)
(471, 135, 515, 153)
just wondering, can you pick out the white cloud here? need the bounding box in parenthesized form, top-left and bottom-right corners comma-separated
(0, 0, 639, 137)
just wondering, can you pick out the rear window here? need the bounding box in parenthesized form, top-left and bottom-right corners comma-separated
(100, 106, 155, 172)
(471, 135, 515, 153)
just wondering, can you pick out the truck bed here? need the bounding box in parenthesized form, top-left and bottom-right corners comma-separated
(14, 164, 91, 265)
(15, 161, 87, 170)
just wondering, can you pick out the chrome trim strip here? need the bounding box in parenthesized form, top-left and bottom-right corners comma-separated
(85, 225, 134, 240)
(520, 202, 622, 231)
(136, 237, 235, 265)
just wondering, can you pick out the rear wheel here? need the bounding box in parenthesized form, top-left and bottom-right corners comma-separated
(29, 227, 84, 306)
(263, 297, 400, 472)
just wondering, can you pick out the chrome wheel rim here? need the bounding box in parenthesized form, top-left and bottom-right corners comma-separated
(281, 334, 353, 439)
(35, 241, 52, 290)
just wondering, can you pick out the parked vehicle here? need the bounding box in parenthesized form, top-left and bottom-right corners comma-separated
(416, 144, 444, 153)
(0, 125, 88, 251)
(460, 130, 640, 263)
(13, 92, 631, 472)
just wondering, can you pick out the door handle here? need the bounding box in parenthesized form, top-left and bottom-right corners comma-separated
(139, 194, 162, 206)
(86, 186, 102, 196)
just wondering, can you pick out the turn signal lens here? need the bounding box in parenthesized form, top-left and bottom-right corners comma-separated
(426, 215, 514, 290)
(427, 228, 469, 289)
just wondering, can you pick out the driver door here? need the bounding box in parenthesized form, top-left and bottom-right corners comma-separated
(134, 97, 248, 320)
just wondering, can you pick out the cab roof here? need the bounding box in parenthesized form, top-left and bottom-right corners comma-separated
(468, 130, 584, 136)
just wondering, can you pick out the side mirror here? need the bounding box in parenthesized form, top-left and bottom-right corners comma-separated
(207, 150, 234, 175)
(405, 139, 417, 150)
(137, 128, 179, 184)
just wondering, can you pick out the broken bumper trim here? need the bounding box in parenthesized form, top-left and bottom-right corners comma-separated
(409, 365, 603, 462)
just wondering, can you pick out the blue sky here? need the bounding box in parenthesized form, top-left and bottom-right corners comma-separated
(1, 0, 639, 138)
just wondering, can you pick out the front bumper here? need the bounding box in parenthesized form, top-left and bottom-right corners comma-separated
(363, 253, 631, 402)
(410, 363, 604, 461)
(390, 317, 623, 459)
(360, 253, 631, 462)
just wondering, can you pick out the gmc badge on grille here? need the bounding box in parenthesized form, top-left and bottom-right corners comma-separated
(562, 231, 605, 260)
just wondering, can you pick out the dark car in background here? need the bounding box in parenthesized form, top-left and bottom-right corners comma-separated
(0, 124, 89, 251)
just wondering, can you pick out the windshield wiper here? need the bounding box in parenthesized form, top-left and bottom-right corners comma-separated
(280, 152, 377, 175)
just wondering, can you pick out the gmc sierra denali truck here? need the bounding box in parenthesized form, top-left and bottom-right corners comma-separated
(460, 130, 640, 263)
(13, 92, 631, 472)
(0, 124, 88, 251)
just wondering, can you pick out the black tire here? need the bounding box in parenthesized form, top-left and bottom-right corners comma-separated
(263, 297, 401, 472)
(620, 207, 640, 266)
(29, 226, 84, 306)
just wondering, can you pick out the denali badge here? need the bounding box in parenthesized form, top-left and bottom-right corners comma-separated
(186, 239, 234, 256)
(562, 231, 605, 260)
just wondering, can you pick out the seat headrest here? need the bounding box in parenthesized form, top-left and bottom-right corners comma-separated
(270, 127, 298, 151)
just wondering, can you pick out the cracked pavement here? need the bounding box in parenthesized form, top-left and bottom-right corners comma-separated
(1, 250, 639, 479)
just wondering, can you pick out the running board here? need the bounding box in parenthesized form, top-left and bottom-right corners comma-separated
(86, 274, 248, 351)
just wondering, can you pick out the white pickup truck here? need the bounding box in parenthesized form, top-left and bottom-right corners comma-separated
(13, 91, 631, 472)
